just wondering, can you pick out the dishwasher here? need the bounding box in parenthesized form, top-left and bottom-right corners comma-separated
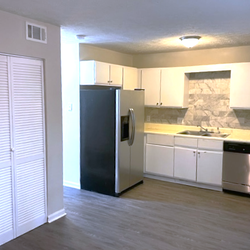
(222, 141, 250, 194)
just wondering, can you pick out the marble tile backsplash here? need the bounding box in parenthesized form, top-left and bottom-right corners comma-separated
(145, 71, 250, 129)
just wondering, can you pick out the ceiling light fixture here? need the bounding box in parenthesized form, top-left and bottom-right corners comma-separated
(76, 34, 86, 40)
(179, 36, 201, 48)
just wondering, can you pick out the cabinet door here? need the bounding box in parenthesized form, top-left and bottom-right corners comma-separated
(146, 144, 174, 177)
(80, 60, 95, 85)
(95, 61, 110, 84)
(161, 67, 188, 108)
(10, 57, 46, 237)
(123, 66, 138, 90)
(230, 63, 250, 109)
(174, 147, 196, 181)
(109, 64, 123, 86)
(141, 68, 161, 106)
(197, 150, 223, 186)
(0, 55, 14, 245)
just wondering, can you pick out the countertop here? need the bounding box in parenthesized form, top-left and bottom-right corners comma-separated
(144, 123, 250, 142)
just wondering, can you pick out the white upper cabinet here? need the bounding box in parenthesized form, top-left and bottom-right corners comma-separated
(123, 66, 139, 90)
(140, 68, 161, 106)
(109, 63, 123, 86)
(140, 67, 188, 107)
(230, 63, 250, 109)
(80, 60, 122, 86)
(161, 67, 189, 108)
(95, 61, 109, 85)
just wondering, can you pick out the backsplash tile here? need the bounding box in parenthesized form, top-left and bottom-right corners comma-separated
(145, 71, 250, 129)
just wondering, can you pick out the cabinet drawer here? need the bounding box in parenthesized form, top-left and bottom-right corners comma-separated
(147, 134, 174, 146)
(198, 139, 223, 151)
(174, 137, 197, 148)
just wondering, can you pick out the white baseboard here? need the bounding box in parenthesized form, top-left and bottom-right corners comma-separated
(63, 180, 80, 189)
(47, 208, 66, 223)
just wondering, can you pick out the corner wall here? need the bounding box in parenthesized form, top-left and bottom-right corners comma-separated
(61, 31, 80, 189)
(79, 44, 134, 66)
(0, 10, 63, 217)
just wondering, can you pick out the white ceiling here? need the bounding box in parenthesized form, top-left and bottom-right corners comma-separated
(0, 0, 250, 54)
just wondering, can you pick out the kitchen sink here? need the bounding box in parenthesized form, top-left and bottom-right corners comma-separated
(177, 130, 230, 138)
(202, 132, 230, 138)
(177, 130, 205, 136)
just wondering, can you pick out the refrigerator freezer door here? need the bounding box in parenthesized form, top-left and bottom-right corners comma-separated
(115, 90, 144, 194)
(80, 89, 116, 196)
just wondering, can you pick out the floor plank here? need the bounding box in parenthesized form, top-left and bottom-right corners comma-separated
(1, 178, 250, 250)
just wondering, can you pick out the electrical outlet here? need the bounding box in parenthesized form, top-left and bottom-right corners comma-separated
(146, 115, 150, 122)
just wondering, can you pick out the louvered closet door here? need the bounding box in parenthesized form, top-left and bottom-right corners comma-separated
(10, 57, 46, 237)
(0, 55, 14, 245)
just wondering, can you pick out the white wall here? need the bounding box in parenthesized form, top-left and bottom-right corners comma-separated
(0, 10, 63, 217)
(61, 30, 80, 189)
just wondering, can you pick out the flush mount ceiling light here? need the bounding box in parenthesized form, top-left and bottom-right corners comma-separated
(76, 34, 86, 40)
(179, 36, 201, 48)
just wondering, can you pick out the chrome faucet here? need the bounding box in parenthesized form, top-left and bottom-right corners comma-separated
(197, 125, 208, 132)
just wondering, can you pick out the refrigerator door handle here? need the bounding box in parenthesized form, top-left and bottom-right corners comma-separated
(128, 108, 135, 146)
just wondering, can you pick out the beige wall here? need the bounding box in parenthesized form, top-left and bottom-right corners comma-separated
(133, 46, 250, 68)
(0, 10, 63, 216)
(80, 43, 250, 69)
(79, 44, 134, 66)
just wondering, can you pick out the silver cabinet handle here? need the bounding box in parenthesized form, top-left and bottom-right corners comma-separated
(10, 148, 15, 152)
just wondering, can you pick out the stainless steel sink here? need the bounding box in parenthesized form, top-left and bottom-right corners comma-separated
(177, 130, 230, 138)
(177, 130, 204, 136)
(202, 132, 230, 138)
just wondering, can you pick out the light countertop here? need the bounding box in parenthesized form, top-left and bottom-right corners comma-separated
(144, 123, 250, 142)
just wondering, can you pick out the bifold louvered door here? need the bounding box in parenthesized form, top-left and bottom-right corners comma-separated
(0, 55, 14, 246)
(10, 56, 46, 237)
(0, 55, 46, 246)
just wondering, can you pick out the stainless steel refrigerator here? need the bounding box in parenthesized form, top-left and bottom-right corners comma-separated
(80, 87, 144, 196)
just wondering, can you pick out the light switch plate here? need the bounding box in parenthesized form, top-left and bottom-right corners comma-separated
(68, 103, 73, 111)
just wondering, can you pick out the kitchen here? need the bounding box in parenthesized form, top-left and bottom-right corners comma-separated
(1, 0, 250, 249)
(63, 43, 250, 192)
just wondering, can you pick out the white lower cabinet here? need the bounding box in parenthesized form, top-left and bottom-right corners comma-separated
(174, 137, 223, 186)
(174, 147, 197, 181)
(145, 134, 224, 188)
(145, 134, 174, 177)
(146, 144, 174, 177)
(197, 150, 223, 186)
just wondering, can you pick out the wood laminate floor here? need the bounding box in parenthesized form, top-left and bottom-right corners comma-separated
(1, 178, 250, 250)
